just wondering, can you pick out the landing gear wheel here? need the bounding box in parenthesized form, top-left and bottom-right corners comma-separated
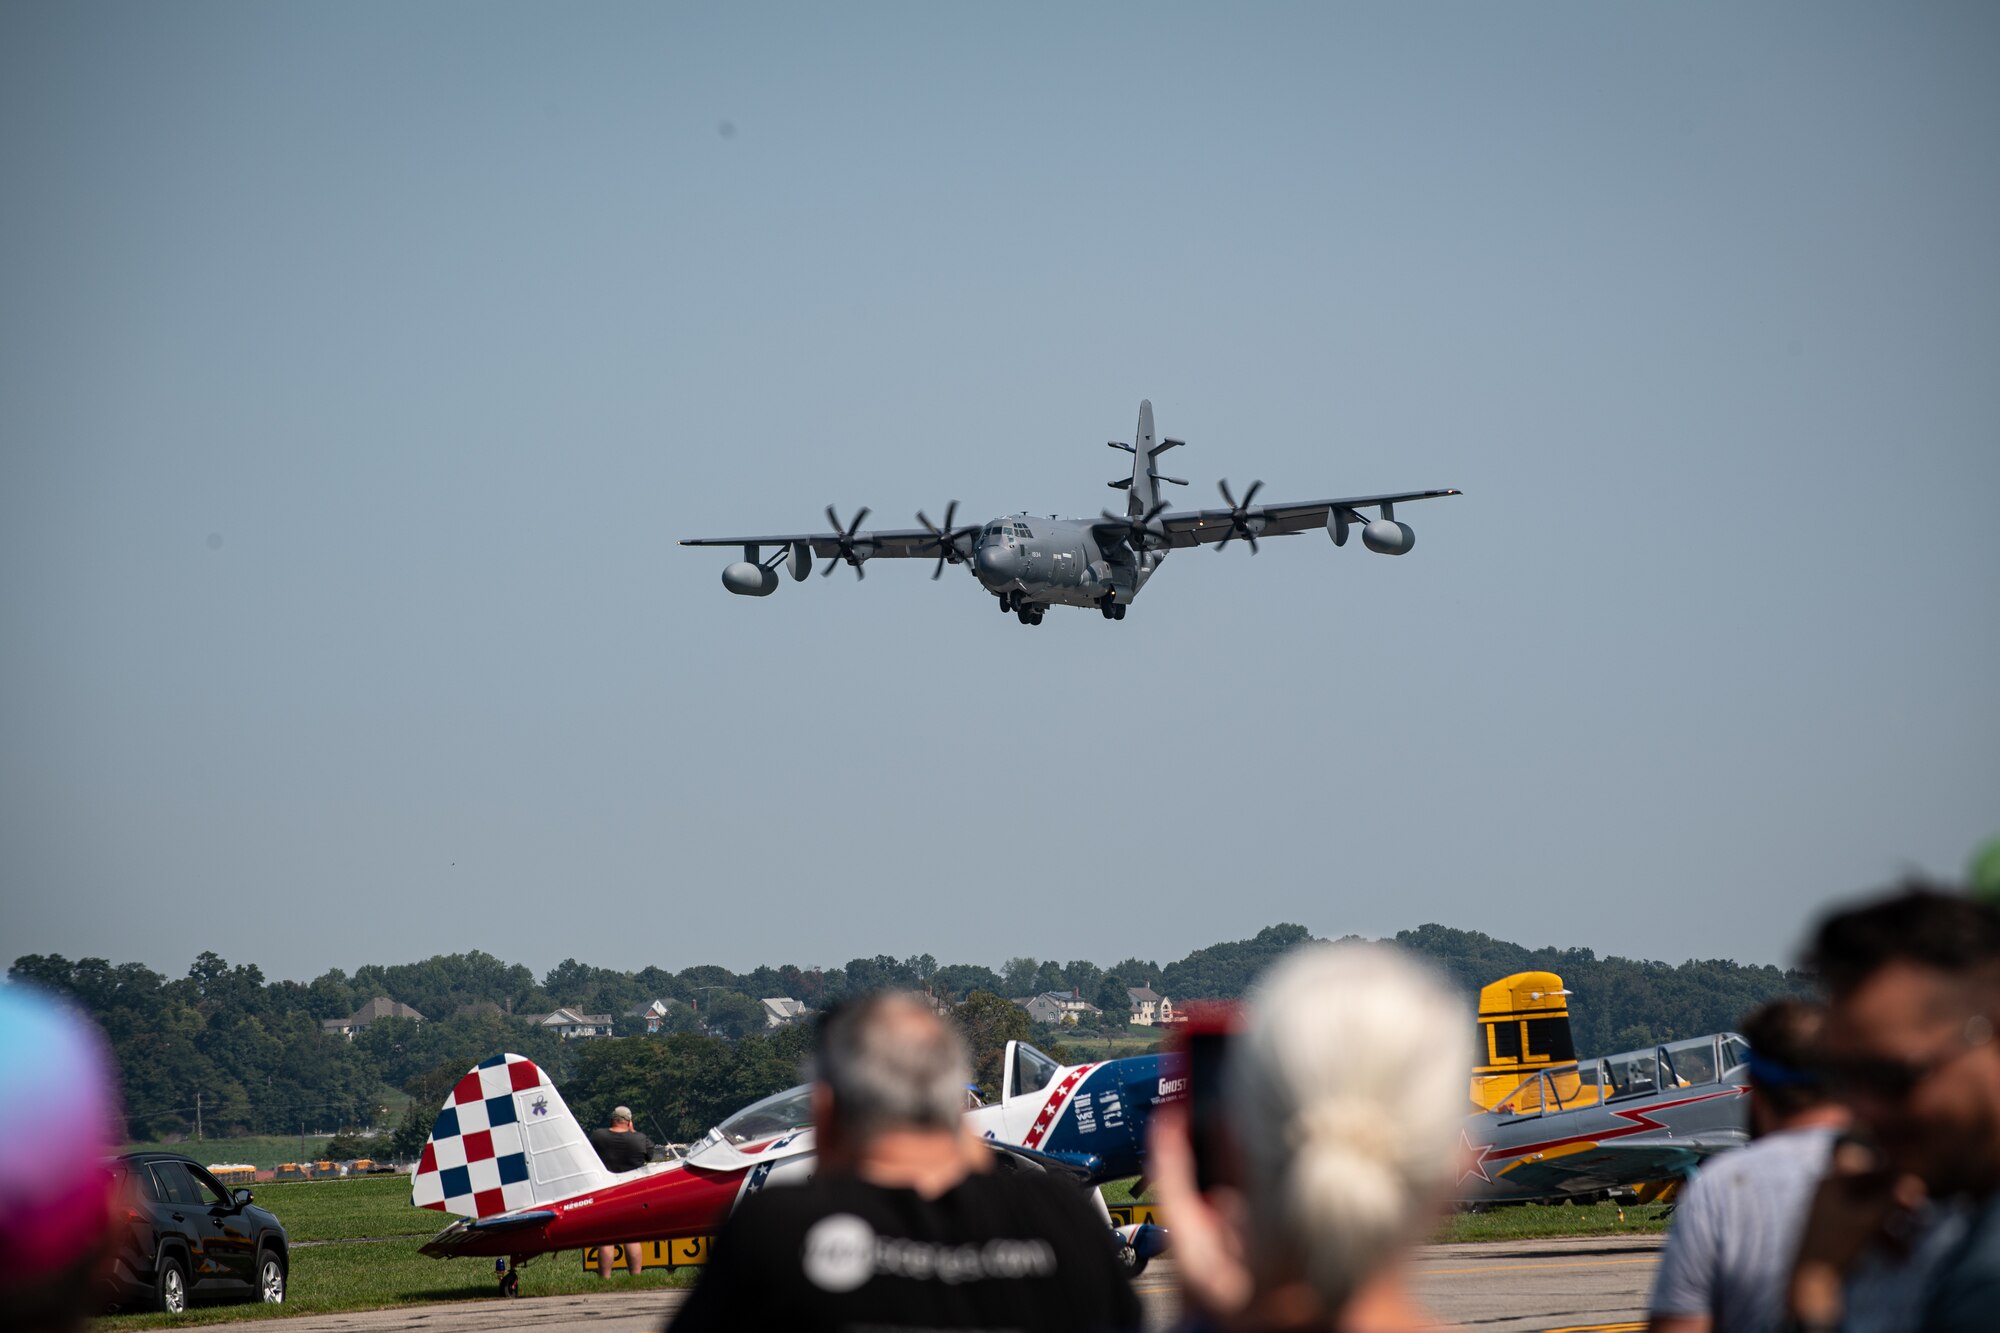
(500, 1269, 519, 1298)
(1114, 603, 1126, 620)
(1016, 606, 1033, 624)
(1115, 1242, 1149, 1277)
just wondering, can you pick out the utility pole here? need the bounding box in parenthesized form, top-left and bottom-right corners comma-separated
(195, 1091, 203, 1141)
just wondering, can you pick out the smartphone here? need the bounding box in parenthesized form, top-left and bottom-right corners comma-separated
(1171, 1003, 1242, 1192)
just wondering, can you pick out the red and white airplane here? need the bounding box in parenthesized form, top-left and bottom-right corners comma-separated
(412, 1046, 1175, 1293)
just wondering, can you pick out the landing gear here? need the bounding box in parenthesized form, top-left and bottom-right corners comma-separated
(496, 1257, 522, 1297)
(1015, 605, 1043, 625)
(1098, 597, 1125, 620)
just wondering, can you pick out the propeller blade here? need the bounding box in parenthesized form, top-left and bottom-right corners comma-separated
(942, 500, 958, 531)
(931, 555, 946, 580)
(1242, 480, 1263, 507)
(848, 507, 870, 537)
(1215, 532, 1233, 552)
(1218, 479, 1236, 509)
(1246, 531, 1260, 555)
(826, 505, 842, 533)
(917, 509, 937, 534)
(822, 557, 839, 577)
(853, 562, 865, 580)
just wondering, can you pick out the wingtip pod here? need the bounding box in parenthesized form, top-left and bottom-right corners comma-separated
(411, 1053, 613, 1219)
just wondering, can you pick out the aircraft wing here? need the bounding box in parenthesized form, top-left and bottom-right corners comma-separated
(680, 529, 935, 558)
(679, 523, 978, 561)
(1093, 489, 1461, 550)
(1487, 1132, 1745, 1198)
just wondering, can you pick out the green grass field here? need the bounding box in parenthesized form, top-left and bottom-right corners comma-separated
(97, 1176, 696, 1328)
(98, 1171, 1669, 1325)
(115, 1137, 345, 1173)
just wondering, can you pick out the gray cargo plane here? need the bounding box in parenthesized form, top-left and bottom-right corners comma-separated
(682, 401, 1460, 624)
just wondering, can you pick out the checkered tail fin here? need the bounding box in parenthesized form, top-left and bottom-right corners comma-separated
(409, 1052, 615, 1218)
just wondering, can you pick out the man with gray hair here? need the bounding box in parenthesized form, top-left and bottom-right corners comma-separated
(669, 991, 1140, 1332)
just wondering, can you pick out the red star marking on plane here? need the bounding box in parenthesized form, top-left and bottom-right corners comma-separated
(1458, 1129, 1496, 1184)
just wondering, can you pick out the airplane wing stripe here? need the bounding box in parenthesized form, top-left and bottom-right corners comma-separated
(1481, 1087, 1746, 1164)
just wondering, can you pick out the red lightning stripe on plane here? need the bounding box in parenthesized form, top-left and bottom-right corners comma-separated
(1020, 1064, 1097, 1150)
(1478, 1085, 1749, 1167)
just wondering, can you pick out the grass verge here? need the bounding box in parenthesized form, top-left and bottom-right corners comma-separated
(95, 1176, 696, 1328)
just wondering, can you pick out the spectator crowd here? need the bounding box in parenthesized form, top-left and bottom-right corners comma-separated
(7, 868, 2000, 1333)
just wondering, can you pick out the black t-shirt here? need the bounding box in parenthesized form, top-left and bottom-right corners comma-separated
(589, 1126, 654, 1173)
(667, 1170, 1141, 1333)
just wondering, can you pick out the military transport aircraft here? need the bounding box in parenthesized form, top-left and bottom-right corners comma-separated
(412, 1042, 1175, 1293)
(1458, 972, 1751, 1203)
(681, 400, 1460, 624)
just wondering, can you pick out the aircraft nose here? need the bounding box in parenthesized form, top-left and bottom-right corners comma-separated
(975, 544, 1018, 587)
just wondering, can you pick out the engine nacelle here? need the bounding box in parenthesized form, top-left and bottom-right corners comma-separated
(721, 561, 779, 596)
(1361, 519, 1415, 555)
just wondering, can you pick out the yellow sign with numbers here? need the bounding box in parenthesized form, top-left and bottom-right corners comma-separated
(581, 1236, 713, 1271)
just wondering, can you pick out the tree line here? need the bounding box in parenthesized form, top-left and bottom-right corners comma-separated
(10, 921, 1809, 1152)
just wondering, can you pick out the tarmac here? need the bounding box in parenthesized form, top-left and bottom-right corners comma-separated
(218, 1234, 1662, 1332)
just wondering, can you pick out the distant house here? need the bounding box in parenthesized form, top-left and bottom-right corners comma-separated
(518, 1007, 615, 1039)
(1014, 991, 1102, 1026)
(760, 997, 810, 1029)
(1126, 987, 1174, 1027)
(624, 999, 681, 1034)
(321, 997, 425, 1040)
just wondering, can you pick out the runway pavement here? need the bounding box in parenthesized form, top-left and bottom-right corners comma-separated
(213, 1235, 1661, 1333)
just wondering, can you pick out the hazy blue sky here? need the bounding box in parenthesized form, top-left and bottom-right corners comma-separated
(4, 3, 1995, 985)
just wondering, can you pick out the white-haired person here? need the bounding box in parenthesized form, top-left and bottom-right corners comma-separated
(1150, 942, 1475, 1332)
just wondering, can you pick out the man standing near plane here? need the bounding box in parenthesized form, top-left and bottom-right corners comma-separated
(668, 992, 1139, 1331)
(1649, 1000, 1848, 1333)
(588, 1106, 653, 1278)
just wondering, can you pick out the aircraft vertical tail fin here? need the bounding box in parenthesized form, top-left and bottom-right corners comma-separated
(1109, 399, 1186, 516)
(410, 1053, 615, 1218)
(1469, 972, 1579, 1111)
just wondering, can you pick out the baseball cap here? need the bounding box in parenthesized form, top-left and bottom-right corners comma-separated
(612, 1106, 633, 1121)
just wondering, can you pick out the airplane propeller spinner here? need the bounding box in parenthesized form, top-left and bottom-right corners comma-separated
(1214, 479, 1266, 553)
(821, 505, 874, 578)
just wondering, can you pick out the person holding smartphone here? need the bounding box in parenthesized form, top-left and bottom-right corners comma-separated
(1149, 943, 1474, 1332)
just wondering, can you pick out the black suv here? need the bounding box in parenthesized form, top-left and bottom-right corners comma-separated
(99, 1153, 289, 1313)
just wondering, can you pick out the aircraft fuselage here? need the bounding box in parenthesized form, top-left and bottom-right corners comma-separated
(969, 514, 1156, 609)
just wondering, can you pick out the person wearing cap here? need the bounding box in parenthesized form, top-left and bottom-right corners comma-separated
(1650, 999, 1850, 1333)
(587, 1106, 654, 1277)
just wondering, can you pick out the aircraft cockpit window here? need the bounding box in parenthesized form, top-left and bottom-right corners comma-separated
(1661, 1036, 1719, 1087)
(711, 1082, 815, 1145)
(1720, 1034, 1751, 1073)
(1018, 524, 1034, 539)
(1602, 1050, 1662, 1102)
(1012, 1043, 1059, 1099)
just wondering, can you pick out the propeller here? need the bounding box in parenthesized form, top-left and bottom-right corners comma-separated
(821, 505, 872, 578)
(1099, 498, 1172, 554)
(916, 501, 968, 580)
(1214, 479, 1265, 553)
